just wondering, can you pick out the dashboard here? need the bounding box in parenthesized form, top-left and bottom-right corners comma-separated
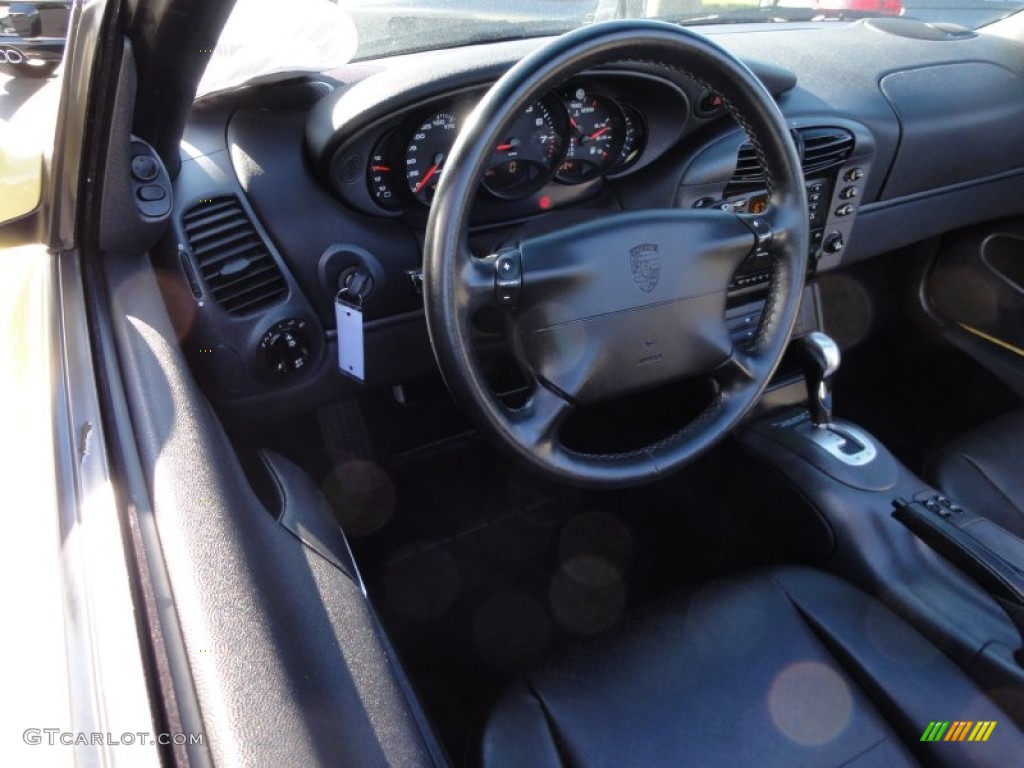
(162, 18, 1024, 427)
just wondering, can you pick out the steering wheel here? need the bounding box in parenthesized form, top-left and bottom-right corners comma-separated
(423, 20, 808, 488)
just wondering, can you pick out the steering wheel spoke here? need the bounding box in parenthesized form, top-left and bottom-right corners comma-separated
(713, 347, 757, 393)
(508, 382, 575, 452)
(457, 248, 499, 315)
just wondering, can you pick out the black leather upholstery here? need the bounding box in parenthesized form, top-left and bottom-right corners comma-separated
(928, 410, 1024, 538)
(481, 567, 1023, 767)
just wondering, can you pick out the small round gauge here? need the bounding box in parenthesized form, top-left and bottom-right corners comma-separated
(613, 104, 646, 173)
(483, 99, 565, 199)
(405, 111, 459, 205)
(366, 132, 403, 211)
(555, 87, 624, 184)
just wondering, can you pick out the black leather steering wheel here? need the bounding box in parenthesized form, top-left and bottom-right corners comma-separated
(423, 20, 808, 487)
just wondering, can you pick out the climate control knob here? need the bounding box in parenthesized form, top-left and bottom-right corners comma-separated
(261, 319, 312, 374)
(823, 233, 845, 255)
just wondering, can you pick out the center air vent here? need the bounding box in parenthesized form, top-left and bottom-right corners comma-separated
(731, 127, 855, 185)
(800, 127, 855, 173)
(181, 195, 287, 315)
(732, 144, 766, 184)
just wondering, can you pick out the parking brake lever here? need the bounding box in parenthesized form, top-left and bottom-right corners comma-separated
(893, 497, 1024, 665)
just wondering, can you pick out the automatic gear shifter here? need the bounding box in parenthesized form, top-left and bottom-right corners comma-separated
(799, 331, 841, 428)
(787, 331, 877, 466)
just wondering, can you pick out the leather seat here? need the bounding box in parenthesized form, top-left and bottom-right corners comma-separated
(481, 567, 1022, 767)
(928, 410, 1024, 538)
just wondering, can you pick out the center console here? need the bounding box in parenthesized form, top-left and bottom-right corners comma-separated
(736, 332, 1024, 723)
(725, 164, 864, 295)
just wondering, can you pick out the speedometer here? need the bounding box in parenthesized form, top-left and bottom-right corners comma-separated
(483, 99, 565, 199)
(405, 111, 459, 205)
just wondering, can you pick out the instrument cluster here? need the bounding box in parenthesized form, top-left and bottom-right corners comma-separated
(364, 83, 648, 213)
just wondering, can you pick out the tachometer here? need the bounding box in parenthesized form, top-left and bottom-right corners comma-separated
(406, 111, 459, 205)
(483, 99, 565, 199)
(555, 87, 624, 184)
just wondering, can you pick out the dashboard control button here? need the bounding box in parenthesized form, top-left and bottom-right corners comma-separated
(494, 250, 523, 307)
(261, 320, 312, 374)
(835, 203, 854, 217)
(823, 233, 845, 254)
(128, 138, 171, 218)
(840, 186, 859, 199)
(742, 215, 773, 249)
(131, 155, 159, 182)
(496, 286, 520, 306)
(844, 167, 864, 182)
(137, 185, 167, 202)
(810, 229, 824, 255)
(406, 269, 424, 295)
(496, 252, 522, 281)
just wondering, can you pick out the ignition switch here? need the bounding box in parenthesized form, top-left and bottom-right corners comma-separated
(337, 266, 374, 303)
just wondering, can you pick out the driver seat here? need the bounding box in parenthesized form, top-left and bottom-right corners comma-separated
(481, 566, 1022, 766)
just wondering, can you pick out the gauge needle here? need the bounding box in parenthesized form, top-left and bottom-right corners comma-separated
(414, 153, 445, 194)
(371, 165, 391, 172)
(579, 127, 610, 145)
(496, 138, 522, 152)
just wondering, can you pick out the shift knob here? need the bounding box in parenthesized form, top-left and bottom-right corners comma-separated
(799, 332, 841, 428)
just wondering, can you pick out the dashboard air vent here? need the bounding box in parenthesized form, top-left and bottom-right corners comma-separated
(732, 145, 764, 183)
(181, 195, 287, 315)
(731, 126, 855, 185)
(800, 127, 855, 174)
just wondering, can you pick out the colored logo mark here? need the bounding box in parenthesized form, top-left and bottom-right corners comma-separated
(920, 721, 997, 742)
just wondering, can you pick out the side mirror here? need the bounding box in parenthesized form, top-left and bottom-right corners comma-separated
(0, 76, 54, 224)
(0, 128, 42, 224)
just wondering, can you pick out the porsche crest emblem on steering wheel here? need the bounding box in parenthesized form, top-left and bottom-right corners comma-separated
(629, 243, 660, 293)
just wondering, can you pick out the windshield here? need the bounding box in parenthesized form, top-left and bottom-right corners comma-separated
(199, 0, 1024, 94)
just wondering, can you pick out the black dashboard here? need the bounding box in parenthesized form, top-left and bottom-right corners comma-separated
(159, 17, 1024, 426)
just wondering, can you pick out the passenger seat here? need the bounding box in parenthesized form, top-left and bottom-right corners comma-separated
(928, 410, 1024, 538)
